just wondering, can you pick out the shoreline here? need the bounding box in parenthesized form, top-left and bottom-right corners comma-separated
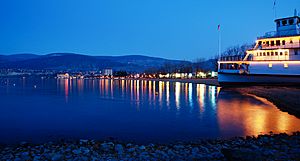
(111, 78, 220, 86)
(228, 86, 300, 118)
(1, 132, 300, 160)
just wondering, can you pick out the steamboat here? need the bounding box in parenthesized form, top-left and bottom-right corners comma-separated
(218, 14, 300, 86)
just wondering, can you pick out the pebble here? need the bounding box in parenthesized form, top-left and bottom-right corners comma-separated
(115, 144, 124, 154)
(72, 149, 81, 155)
(0, 132, 299, 160)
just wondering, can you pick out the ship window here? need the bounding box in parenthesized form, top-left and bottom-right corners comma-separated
(289, 19, 294, 25)
(282, 20, 287, 26)
(276, 40, 280, 46)
(295, 50, 298, 55)
(266, 41, 270, 46)
(258, 41, 262, 45)
(280, 52, 283, 56)
(277, 21, 280, 27)
(284, 63, 288, 68)
(282, 40, 286, 45)
(267, 52, 270, 56)
(271, 41, 275, 46)
(285, 51, 288, 55)
(290, 40, 293, 44)
(263, 52, 266, 56)
(271, 52, 274, 56)
(268, 64, 272, 68)
(275, 52, 278, 56)
(260, 53, 262, 56)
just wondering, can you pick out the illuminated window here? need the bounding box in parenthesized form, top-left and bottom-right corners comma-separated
(258, 41, 262, 46)
(285, 51, 288, 56)
(268, 64, 272, 68)
(276, 40, 280, 46)
(284, 63, 288, 68)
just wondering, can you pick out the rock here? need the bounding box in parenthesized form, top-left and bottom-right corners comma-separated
(127, 147, 136, 153)
(20, 152, 30, 160)
(101, 143, 110, 152)
(139, 145, 146, 150)
(33, 156, 41, 161)
(191, 147, 199, 154)
(221, 148, 263, 161)
(115, 144, 124, 154)
(51, 154, 63, 161)
(174, 145, 184, 150)
(80, 139, 89, 144)
(167, 149, 176, 156)
(199, 146, 210, 153)
(72, 149, 82, 155)
(80, 147, 90, 154)
(14, 158, 22, 161)
(126, 143, 133, 147)
(20, 141, 28, 146)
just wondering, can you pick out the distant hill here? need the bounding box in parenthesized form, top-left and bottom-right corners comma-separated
(0, 53, 190, 72)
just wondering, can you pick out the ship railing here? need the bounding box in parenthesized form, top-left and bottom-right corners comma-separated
(258, 31, 277, 39)
(219, 55, 246, 61)
(258, 30, 300, 39)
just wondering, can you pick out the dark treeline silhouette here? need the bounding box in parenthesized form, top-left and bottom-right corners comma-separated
(221, 44, 254, 56)
(144, 43, 254, 74)
(144, 58, 218, 74)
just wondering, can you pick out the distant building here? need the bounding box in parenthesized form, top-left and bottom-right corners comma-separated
(102, 69, 113, 76)
(57, 73, 69, 79)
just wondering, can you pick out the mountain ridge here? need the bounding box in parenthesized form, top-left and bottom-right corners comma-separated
(0, 53, 190, 72)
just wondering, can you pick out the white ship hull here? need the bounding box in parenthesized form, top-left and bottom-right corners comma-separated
(218, 73, 300, 86)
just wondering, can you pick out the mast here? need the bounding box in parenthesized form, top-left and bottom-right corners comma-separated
(273, 0, 277, 19)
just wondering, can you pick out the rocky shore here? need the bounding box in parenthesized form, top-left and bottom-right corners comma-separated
(1, 132, 300, 161)
(231, 86, 300, 118)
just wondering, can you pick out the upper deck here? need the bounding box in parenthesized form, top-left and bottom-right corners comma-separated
(258, 16, 300, 39)
(255, 16, 300, 50)
(254, 35, 300, 50)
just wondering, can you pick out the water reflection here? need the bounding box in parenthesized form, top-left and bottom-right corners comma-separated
(175, 82, 181, 110)
(217, 91, 300, 137)
(1, 78, 300, 144)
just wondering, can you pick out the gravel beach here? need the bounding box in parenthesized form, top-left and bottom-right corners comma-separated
(1, 132, 300, 161)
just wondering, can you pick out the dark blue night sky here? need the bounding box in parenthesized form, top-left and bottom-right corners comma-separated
(0, 0, 299, 60)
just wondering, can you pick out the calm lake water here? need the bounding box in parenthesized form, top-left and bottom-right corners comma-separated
(1, 78, 300, 144)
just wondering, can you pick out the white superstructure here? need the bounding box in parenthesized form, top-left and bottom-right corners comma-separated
(218, 15, 300, 86)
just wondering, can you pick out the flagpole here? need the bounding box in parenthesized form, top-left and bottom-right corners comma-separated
(218, 25, 221, 60)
